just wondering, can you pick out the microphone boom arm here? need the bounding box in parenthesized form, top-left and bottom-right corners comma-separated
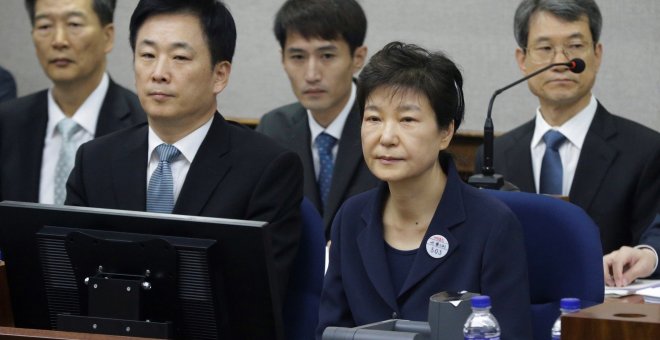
(472, 59, 584, 187)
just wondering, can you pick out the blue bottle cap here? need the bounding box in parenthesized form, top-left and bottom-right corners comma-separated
(471, 295, 491, 308)
(560, 297, 580, 310)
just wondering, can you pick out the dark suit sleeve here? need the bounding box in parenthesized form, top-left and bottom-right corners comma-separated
(64, 142, 89, 206)
(254, 110, 278, 135)
(640, 214, 660, 277)
(482, 209, 533, 340)
(316, 206, 353, 339)
(254, 116, 267, 133)
(246, 149, 303, 301)
(630, 147, 660, 244)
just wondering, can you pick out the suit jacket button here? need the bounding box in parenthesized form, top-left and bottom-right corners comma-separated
(392, 312, 398, 319)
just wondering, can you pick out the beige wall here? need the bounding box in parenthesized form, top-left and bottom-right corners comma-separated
(1, 0, 658, 132)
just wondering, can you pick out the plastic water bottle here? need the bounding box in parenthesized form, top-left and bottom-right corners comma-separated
(551, 297, 580, 340)
(463, 295, 500, 339)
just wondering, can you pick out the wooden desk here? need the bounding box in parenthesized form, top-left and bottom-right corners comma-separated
(0, 326, 160, 339)
(445, 130, 483, 180)
(562, 302, 660, 339)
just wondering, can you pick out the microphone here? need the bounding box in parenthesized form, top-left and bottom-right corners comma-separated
(468, 58, 585, 190)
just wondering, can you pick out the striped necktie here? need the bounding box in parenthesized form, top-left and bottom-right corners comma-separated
(53, 118, 82, 205)
(146, 144, 181, 213)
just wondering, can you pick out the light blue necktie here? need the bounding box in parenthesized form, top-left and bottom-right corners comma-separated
(147, 144, 181, 213)
(540, 130, 566, 195)
(316, 132, 337, 209)
(53, 118, 82, 205)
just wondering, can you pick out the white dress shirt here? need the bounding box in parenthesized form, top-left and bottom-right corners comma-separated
(530, 95, 597, 196)
(39, 73, 109, 204)
(146, 115, 214, 203)
(307, 83, 356, 179)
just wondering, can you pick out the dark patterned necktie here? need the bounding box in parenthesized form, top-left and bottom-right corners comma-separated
(540, 130, 566, 195)
(316, 132, 337, 208)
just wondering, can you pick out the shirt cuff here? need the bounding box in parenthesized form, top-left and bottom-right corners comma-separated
(635, 244, 659, 276)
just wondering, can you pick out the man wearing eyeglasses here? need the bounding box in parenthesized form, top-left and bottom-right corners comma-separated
(479, 0, 659, 258)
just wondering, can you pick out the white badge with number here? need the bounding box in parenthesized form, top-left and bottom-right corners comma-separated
(426, 234, 449, 259)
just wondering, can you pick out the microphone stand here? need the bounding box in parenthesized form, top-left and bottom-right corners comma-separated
(468, 59, 583, 190)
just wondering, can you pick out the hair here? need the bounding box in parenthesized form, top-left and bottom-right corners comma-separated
(129, 0, 236, 65)
(274, 0, 367, 55)
(25, 0, 116, 26)
(514, 0, 602, 48)
(357, 41, 465, 131)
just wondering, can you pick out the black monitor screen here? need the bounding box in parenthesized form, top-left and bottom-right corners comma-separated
(0, 201, 283, 339)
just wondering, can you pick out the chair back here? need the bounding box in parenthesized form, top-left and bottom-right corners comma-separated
(283, 197, 325, 340)
(485, 190, 604, 340)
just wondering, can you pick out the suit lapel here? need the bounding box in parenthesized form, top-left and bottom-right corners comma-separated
(326, 103, 362, 219)
(112, 125, 148, 211)
(288, 108, 321, 211)
(173, 114, 232, 216)
(95, 79, 133, 136)
(398, 159, 464, 297)
(503, 122, 536, 192)
(357, 183, 399, 312)
(569, 104, 617, 210)
(18, 92, 49, 201)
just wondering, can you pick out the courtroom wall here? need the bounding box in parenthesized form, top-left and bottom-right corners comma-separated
(0, 0, 657, 132)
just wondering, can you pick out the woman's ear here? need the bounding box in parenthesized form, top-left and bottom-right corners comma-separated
(438, 120, 455, 150)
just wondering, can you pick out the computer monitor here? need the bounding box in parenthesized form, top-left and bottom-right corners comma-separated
(0, 201, 283, 339)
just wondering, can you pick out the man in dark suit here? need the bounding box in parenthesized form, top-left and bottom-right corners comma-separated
(475, 0, 660, 254)
(65, 0, 302, 302)
(257, 0, 378, 239)
(0, 0, 145, 205)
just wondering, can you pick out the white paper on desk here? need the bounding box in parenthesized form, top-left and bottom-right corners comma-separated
(636, 287, 660, 304)
(604, 279, 660, 296)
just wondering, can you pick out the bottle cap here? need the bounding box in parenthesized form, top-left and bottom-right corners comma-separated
(471, 295, 491, 308)
(560, 297, 580, 311)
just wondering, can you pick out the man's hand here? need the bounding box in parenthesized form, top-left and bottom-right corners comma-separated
(603, 246, 656, 287)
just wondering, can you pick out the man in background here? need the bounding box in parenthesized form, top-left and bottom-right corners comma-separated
(257, 0, 378, 239)
(0, 0, 145, 204)
(476, 0, 660, 256)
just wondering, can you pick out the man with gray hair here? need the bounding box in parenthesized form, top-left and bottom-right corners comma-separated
(0, 0, 145, 205)
(476, 0, 660, 279)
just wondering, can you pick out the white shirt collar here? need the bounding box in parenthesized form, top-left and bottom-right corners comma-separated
(307, 82, 356, 142)
(46, 73, 109, 138)
(531, 95, 598, 150)
(148, 114, 214, 164)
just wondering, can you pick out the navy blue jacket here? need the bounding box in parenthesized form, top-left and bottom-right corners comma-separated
(318, 156, 533, 339)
